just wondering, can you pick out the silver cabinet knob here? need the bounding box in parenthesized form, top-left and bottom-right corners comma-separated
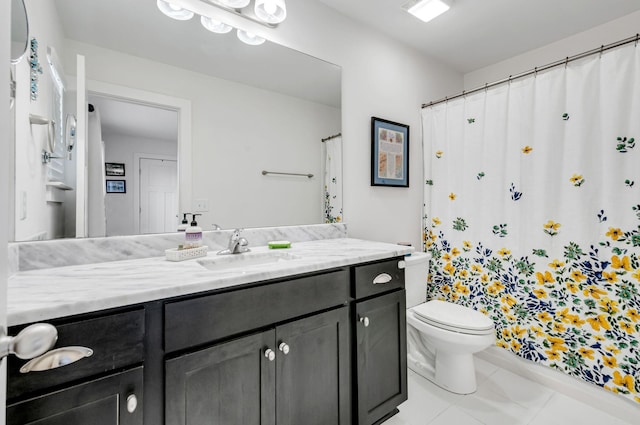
(126, 394, 138, 413)
(264, 348, 276, 361)
(360, 316, 370, 327)
(278, 342, 290, 355)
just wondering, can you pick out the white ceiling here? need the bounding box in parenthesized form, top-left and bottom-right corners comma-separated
(317, 0, 640, 73)
(54, 0, 341, 108)
(87, 95, 178, 142)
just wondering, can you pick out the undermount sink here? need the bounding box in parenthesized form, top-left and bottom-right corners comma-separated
(197, 251, 301, 272)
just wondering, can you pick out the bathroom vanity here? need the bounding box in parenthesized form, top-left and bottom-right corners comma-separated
(6, 236, 410, 425)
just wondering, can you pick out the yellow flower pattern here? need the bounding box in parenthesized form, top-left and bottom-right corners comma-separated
(425, 221, 640, 404)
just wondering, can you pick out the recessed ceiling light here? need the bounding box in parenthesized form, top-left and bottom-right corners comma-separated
(403, 0, 451, 23)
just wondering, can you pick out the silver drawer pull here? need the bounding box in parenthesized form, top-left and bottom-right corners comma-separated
(373, 273, 392, 284)
(20, 346, 93, 373)
(360, 316, 370, 327)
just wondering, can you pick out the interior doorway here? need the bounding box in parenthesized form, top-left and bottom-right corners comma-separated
(87, 94, 179, 236)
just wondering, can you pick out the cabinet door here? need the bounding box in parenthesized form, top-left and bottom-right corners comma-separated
(165, 330, 275, 425)
(356, 290, 407, 425)
(276, 306, 351, 425)
(6, 367, 143, 425)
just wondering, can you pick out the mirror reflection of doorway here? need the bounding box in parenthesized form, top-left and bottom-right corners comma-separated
(138, 156, 177, 234)
(88, 95, 178, 236)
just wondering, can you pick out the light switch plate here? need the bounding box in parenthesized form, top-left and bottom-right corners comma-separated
(194, 198, 209, 212)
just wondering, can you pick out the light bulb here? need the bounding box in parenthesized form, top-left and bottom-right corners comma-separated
(255, 0, 286, 24)
(157, 0, 194, 20)
(237, 29, 266, 46)
(201, 16, 233, 34)
(264, 1, 277, 15)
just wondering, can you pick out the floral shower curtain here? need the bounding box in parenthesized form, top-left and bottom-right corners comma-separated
(324, 135, 343, 223)
(423, 43, 640, 404)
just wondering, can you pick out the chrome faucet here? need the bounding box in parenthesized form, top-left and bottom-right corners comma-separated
(218, 228, 250, 255)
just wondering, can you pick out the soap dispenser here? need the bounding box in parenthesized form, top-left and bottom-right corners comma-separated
(177, 213, 191, 232)
(185, 214, 203, 249)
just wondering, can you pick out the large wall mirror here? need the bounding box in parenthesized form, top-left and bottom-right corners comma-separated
(11, 0, 341, 242)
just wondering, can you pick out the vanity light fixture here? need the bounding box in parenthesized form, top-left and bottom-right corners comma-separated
(237, 29, 266, 45)
(157, 0, 195, 20)
(403, 0, 452, 23)
(158, 0, 286, 46)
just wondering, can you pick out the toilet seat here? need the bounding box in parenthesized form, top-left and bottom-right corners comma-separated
(413, 300, 494, 335)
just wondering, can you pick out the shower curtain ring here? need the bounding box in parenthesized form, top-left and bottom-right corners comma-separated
(600, 45, 604, 58)
(565, 57, 569, 68)
(534, 67, 538, 77)
(635, 33, 639, 47)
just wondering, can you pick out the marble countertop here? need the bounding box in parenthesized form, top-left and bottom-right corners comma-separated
(8, 238, 413, 326)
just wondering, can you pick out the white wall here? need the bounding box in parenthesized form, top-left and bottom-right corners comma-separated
(259, 0, 463, 247)
(103, 133, 177, 236)
(464, 11, 640, 89)
(13, 0, 67, 240)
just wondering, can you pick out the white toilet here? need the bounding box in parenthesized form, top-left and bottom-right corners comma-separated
(404, 252, 495, 394)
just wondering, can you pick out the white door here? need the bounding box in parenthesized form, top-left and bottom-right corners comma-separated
(2, 0, 11, 421)
(139, 158, 177, 234)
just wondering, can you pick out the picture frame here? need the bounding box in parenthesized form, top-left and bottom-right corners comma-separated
(371, 117, 409, 187)
(106, 180, 126, 193)
(105, 162, 125, 176)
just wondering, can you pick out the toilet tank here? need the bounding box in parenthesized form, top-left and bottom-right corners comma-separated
(403, 252, 431, 308)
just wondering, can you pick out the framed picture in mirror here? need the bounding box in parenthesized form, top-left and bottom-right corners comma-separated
(371, 117, 409, 187)
(106, 180, 126, 193)
(105, 162, 125, 176)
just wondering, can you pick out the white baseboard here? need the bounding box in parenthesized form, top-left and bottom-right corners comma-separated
(477, 346, 640, 424)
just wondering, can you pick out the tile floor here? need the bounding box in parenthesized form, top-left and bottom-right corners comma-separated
(386, 358, 634, 425)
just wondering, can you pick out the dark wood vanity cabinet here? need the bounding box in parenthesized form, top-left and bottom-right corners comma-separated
(164, 269, 352, 425)
(7, 257, 407, 425)
(7, 367, 143, 425)
(165, 307, 351, 425)
(6, 308, 145, 425)
(353, 259, 408, 425)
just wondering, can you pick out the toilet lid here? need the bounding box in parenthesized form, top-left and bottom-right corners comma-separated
(413, 300, 494, 333)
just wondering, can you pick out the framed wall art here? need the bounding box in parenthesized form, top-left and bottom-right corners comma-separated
(106, 180, 126, 193)
(371, 117, 409, 187)
(105, 162, 125, 176)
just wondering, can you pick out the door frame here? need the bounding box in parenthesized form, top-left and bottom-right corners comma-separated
(86, 80, 191, 223)
(133, 154, 178, 234)
(1, 0, 12, 421)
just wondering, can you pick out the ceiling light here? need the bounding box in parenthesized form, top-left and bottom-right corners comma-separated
(404, 0, 451, 23)
(156, 0, 194, 20)
(218, 0, 251, 8)
(254, 0, 287, 24)
(201, 15, 233, 33)
(237, 29, 266, 45)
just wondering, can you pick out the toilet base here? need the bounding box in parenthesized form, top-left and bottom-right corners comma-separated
(408, 350, 478, 395)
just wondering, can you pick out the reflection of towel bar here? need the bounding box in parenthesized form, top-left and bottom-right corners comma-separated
(262, 170, 313, 178)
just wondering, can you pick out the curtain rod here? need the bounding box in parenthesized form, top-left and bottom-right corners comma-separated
(321, 132, 341, 142)
(422, 33, 640, 109)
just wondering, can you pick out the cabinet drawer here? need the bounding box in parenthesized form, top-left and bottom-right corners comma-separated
(164, 269, 350, 353)
(353, 258, 404, 299)
(7, 309, 145, 401)
(7, 367, 143, 425)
